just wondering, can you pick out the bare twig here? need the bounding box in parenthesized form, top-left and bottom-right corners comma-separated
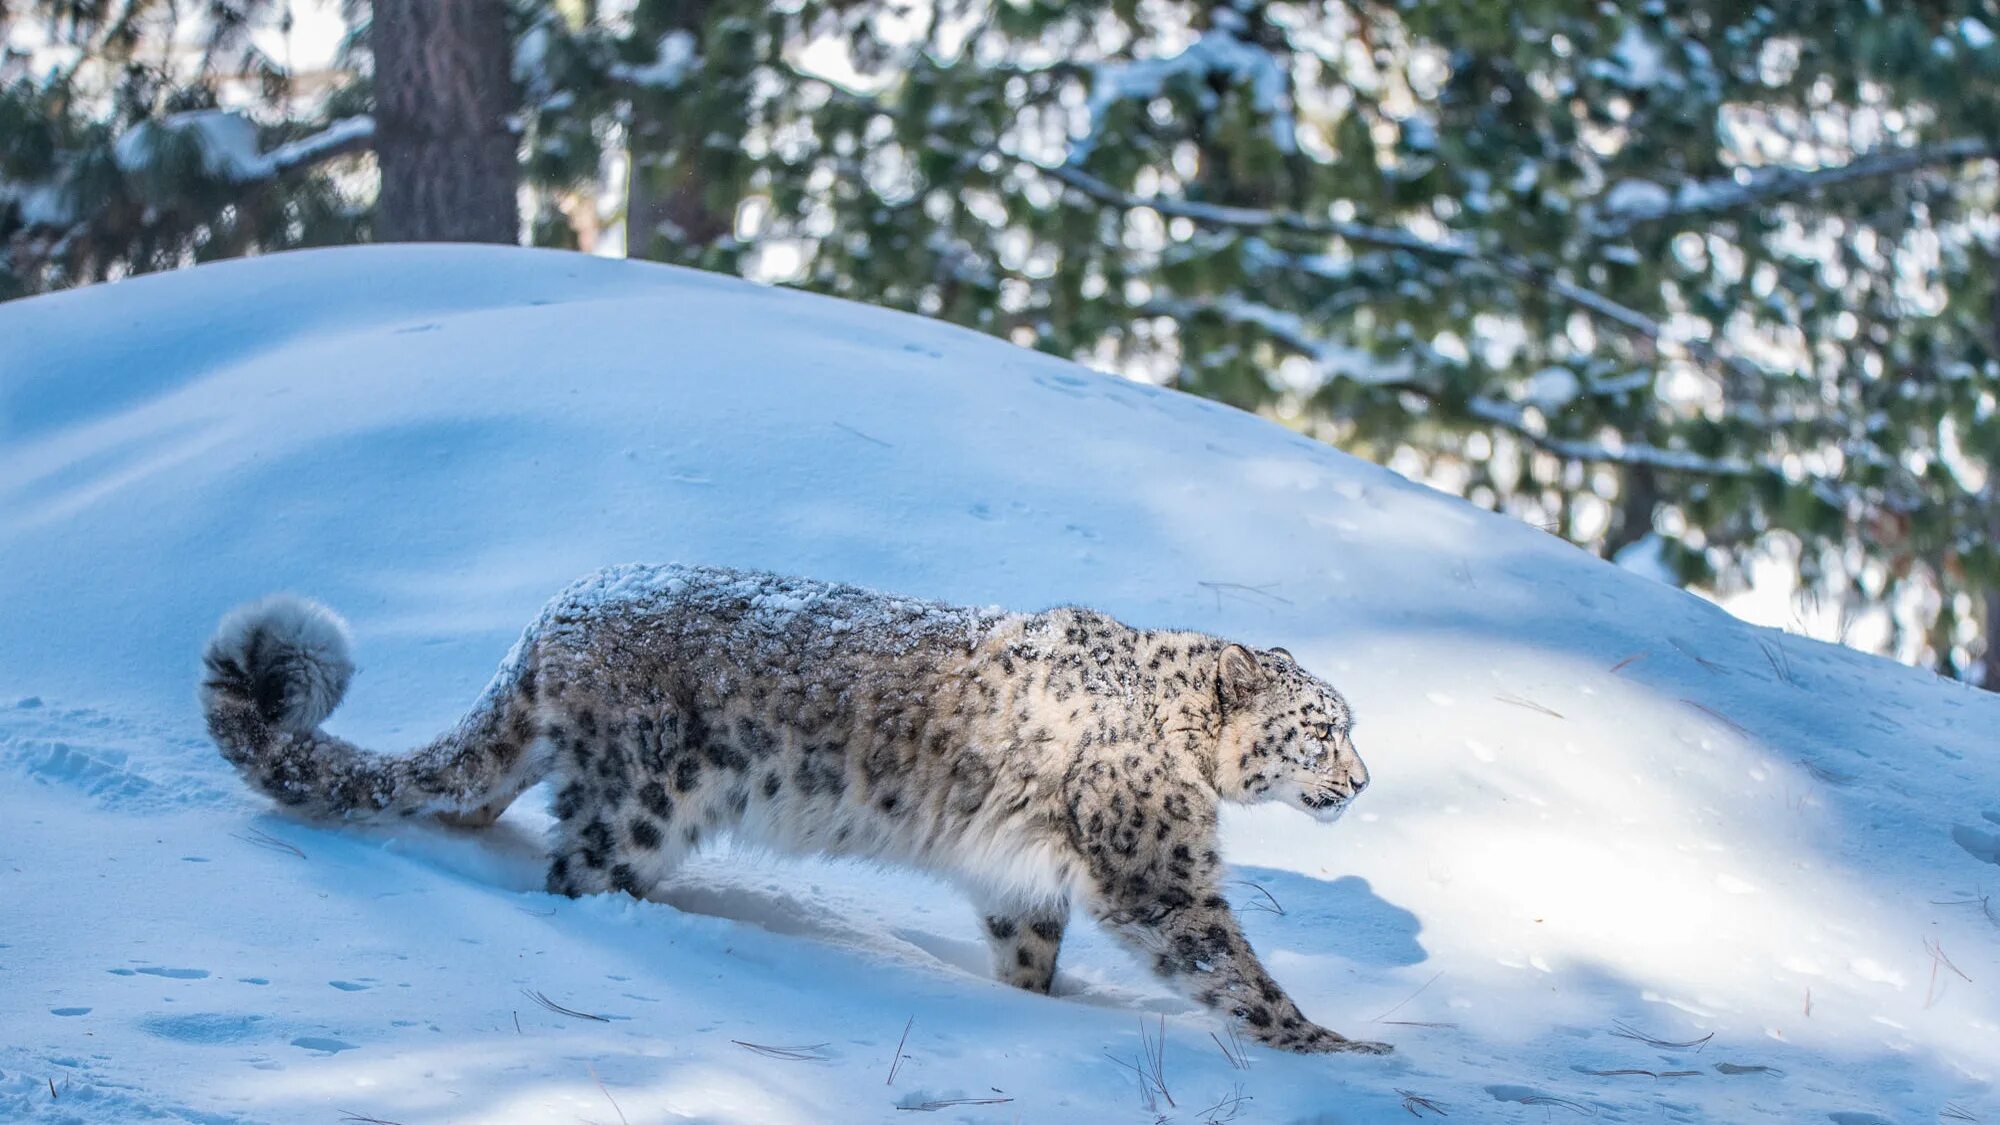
(1940, 1101, 1979, 1121)
(897, 1096, 1016, 1111)
(339, 1114, 406, 1125)
(887, 1015, 914, 1085)
(522, 989, 609, 1022)
(733, 1040, 833, 1061)
(1930, 894, 2000, 929)
(1609, 1020, 1714, 1051)
(1608, 651, 1649, 674)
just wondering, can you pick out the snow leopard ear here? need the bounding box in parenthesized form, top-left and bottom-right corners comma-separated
(1218, 643, 1267, 705)
(1267, 646, 1293, 662)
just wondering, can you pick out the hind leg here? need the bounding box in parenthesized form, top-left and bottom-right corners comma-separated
(542, 705, 702, 899)
(545, 773, 699, 898)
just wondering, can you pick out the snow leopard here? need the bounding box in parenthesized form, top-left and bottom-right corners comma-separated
(199, 563, 1385, 1055)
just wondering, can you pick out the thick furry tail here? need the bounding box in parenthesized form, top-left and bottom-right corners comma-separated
(200, 596, 543, 821)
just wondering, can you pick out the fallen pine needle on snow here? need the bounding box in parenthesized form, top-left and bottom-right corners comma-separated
(1582, 1068, 1700, 1078)
(886, 1015, 914, 1084)
(1373, 970, 1444, 1022)
(1608, 651, 1649, 674)
(1495, 693, 1564, 718)
(1228, 879, 1285, 915)
(1925, 934, 1973, 1007)
(1210, 1027, 1251, 1070)
(1517, 1093, 1597, 1115)
(1609, 1020, 1713, 1051)
(1398, 1089, 1447, 1117)
(589, 1063, 629, 1125)
(522, 988, 609, 1022)
(733, 1040, 833, 1061)
(230, 826, 304, 859)
(1104, 1016, 1175, 1111)
(1713, 1062, 1784, 1076)
(896, 1096, 1015, 1111)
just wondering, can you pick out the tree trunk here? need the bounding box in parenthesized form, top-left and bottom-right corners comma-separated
(1604, 463, 1660, 562)
(626, 130, 732, 261)
(372, 0, 519, 243)
(625, 1, 729, 261)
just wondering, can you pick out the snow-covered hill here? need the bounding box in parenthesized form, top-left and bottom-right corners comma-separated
(3, 245, 1997, 1124)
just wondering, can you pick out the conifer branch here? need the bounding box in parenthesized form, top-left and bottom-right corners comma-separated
(1591, 138, 2000, 236)
(1152, 293, 1766, 479)
(1005, 153, 1760, 387)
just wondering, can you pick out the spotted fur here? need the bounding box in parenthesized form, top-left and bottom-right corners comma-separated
(199, 563, 1385, 1055)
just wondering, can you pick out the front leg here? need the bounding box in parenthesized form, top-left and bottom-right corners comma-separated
(973, 892, 1069, 994)
(1090, 883, 1390, 1054)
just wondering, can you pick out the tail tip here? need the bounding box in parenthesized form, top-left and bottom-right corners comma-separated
(201, 595, 355, 733)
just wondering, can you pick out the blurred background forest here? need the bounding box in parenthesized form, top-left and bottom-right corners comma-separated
(5, 0, 2000, 688)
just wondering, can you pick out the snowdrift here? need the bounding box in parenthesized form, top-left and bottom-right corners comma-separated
(3, 245, 1997, 1123)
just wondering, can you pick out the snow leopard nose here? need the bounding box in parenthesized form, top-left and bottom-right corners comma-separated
(1346, 762, 1369, 795)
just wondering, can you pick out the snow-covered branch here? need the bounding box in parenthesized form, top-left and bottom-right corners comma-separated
(1593, 137, 2000, 236)
(1158, 292, 1765, 478)
(261, 116, 377, 178)
(1070, 13, 1296, 164)
(12, 113, 375, 235)
(1010, 155, 1757, 385)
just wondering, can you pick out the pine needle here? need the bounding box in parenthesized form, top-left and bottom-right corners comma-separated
(1609, 1019, 1713, 1050)
(733, 1040, 832, 1061)
(521, 989, 608, 1022)
(887, 1015, 914, 1085)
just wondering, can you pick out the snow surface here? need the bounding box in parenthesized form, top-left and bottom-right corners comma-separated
(3, 245, 1999, 1124)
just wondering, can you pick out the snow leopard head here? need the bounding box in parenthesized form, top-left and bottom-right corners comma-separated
(1214, 643, 1369, 823)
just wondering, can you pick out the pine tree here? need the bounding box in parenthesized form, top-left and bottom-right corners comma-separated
(10, 1, 2000, 683)
(0, 1, 374, 295)
(509, 0, 2000, 683)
